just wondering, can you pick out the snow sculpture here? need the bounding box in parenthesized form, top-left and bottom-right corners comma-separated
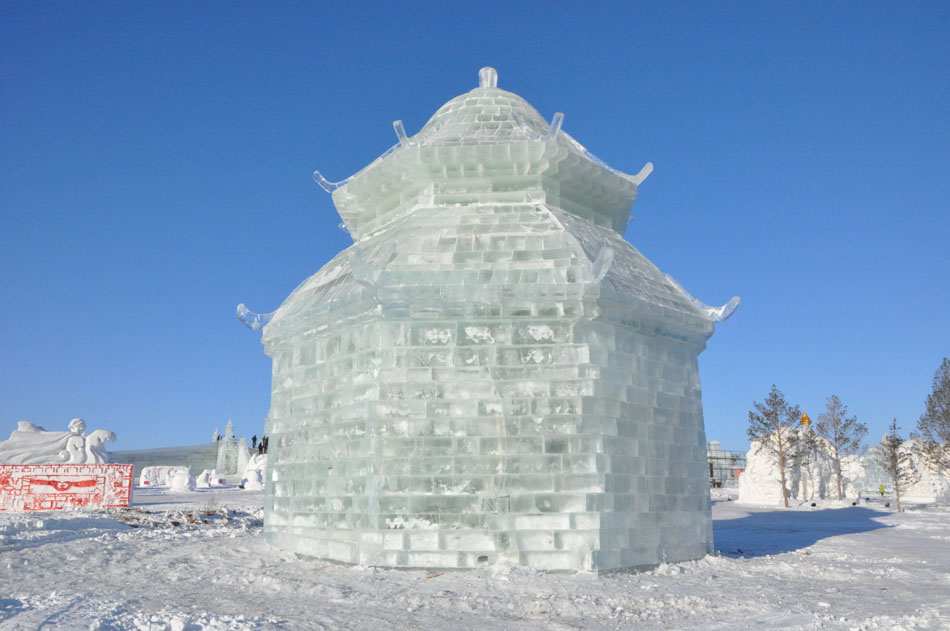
(196, 469, 226, 487)
(241, 68, 737, 571)
(169, 467, 197, 492)
(861, 437, 950, 502)
(739, 431, 950, 505)
(0, 419, 116, 465)
(196, 469, 212, 488)
(738, 429, 863, 505)
(140, 465, 191, 487)
(241, 454, 267, 491)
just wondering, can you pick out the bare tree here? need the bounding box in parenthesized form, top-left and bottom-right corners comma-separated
(917, 358, 950, 471)
(747, 385, 803, 507)
(815, 394, 867, 500)
(874, 419, 918, 512)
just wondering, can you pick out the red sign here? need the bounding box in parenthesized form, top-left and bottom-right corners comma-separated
(0, 464, 134, 511)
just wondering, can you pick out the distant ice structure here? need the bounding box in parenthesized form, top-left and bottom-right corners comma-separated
(241, 68, 738, 571)
(215, 420, 250, 475)
(0, 419, 115, 465)
(737, 431, 950, 505)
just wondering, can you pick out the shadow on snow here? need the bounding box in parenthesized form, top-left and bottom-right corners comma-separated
(713, 506, 892, 558)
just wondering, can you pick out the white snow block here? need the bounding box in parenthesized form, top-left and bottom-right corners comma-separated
(244, 68, 734, 571)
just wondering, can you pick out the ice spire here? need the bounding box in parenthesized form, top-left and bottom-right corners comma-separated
(478, 67, 498, 88)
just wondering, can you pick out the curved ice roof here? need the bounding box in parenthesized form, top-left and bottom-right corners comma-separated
(261, 201, 717, 348)
(412, 68, 552, 146)
(320, 68, 652, 239)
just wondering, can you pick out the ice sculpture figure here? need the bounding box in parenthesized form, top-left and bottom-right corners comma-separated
(242, 68, 738, 571)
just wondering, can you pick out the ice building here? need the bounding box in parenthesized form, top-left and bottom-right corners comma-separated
(241, 68, 738, 571)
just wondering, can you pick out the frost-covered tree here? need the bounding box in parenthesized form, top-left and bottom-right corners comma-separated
(747, 385, 804, 507)
(917, 358, 950, 471)
(874, 419, 918, 512)
(816, 395, 867, 500)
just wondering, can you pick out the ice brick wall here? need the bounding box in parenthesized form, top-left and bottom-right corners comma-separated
(575, 319, 712, 568)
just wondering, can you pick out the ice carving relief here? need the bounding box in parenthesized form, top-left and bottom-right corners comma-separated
(0, 419, 116, 465)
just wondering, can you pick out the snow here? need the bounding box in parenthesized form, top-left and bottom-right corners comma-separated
(1, 486, 948, 630)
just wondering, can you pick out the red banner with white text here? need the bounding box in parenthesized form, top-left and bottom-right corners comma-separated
(0, 464, 134, 511)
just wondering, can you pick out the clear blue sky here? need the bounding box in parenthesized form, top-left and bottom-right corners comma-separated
(2, 2, 948, 451)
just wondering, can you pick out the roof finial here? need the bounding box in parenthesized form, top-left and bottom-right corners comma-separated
(478, 67, 498, 88)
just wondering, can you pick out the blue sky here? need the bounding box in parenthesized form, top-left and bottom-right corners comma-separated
(2, 2, 948, 451)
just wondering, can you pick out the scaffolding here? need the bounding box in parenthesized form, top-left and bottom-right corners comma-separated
(707, 441, 746, 487)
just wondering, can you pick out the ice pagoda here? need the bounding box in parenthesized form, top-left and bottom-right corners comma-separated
(240, 67, 738, 571)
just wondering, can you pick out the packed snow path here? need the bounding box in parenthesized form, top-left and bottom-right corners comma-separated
(1, 488, 947, 630)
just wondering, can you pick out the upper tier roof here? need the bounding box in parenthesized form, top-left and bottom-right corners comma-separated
(412, 68, 551, 145)
(316, 68, 653, 240)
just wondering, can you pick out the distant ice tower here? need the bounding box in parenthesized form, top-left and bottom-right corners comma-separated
(240, 68, 738, 571)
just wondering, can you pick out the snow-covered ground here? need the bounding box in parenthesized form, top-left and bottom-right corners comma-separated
(1, 487, 948, 630)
